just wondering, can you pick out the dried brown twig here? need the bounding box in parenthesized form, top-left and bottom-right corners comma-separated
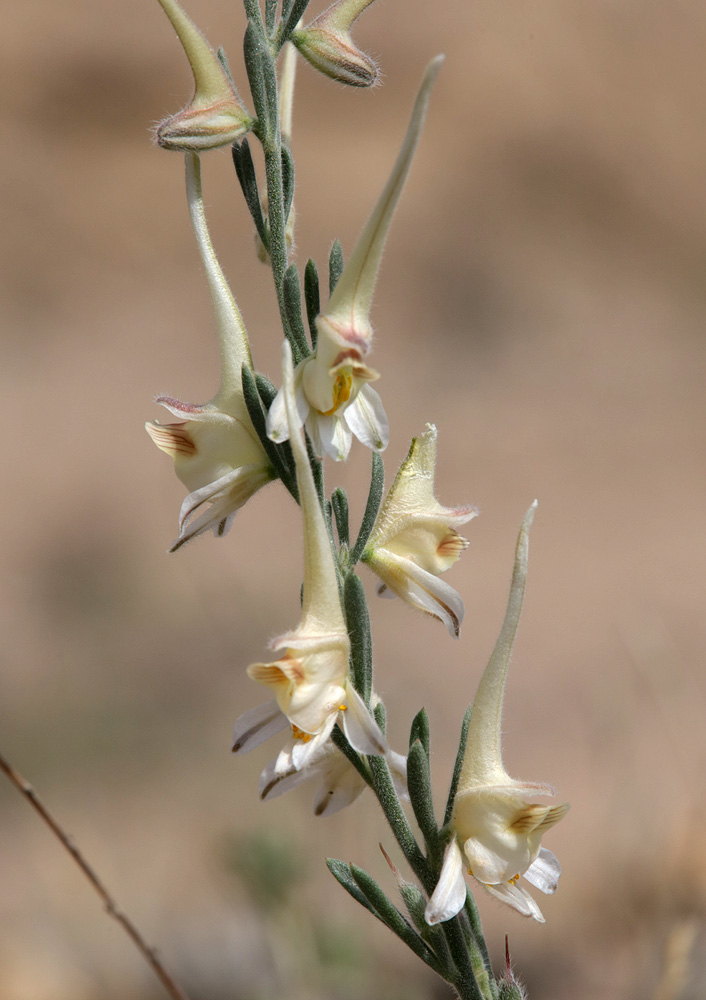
(0, 749, 193, 1000)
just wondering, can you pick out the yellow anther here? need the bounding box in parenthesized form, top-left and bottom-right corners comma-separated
(338, 704, 347, 711)
(321, 370, 352, 415)
(508, 874, 520, 885)
(291, 724, 312, 743)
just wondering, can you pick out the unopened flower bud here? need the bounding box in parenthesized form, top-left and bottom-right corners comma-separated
(155, 0, 252, 151)
(292, 0, 379, 88)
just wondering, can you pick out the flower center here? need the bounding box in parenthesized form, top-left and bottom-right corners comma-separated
(320, 370, 352, 416)
(291, 724, 312, 743)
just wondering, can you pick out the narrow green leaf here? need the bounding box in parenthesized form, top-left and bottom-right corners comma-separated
(280, 0, 312, 45)
(350, 865, 443, 972)
(281, 145, 295, 224)
(368, 754, 430, 890)
(254, 371, 278, 408)
(305, 432, 325, 508)
(304, 257, 320, 350)
(216, 46, 235, 86)
(242, 0, 264, 27)
(443, 704, 472, 827)
(282, 264, 309, 359)
(265, 0, 277, 35)
(343, 573, 372, 704)
(328, 238, 344, 295)
(232, 140, 269, 250)
(241, 365, 296, 497)
(243, 20, 278, 144)
(407, 740, 439, 858)
(330, 725, 370, 785)
(350, 451, 384, 563)
(331, 487, 350, 548)
(374, 699, 386, 734)
(326, 858, 378, 918)
(409, 707, 430, 758)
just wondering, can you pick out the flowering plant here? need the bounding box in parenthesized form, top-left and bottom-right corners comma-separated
(145, 1, 569, 996)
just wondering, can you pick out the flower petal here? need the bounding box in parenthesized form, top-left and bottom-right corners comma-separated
(341, 684, 387, 756)
(316, 412, 353, 462)
(344, 383, 389, 452)
(482, 881, 545, 923)
(425, 839, 467, 926)
(312, 753, 367, 817)
(369, 548, 465, 637)
(524, 847, 561, 895)
(231, 699, 289, 754)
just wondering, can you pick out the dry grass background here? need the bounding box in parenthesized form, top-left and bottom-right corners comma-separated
(1, 0, 706, 997)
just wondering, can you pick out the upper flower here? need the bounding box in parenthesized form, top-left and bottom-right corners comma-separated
(291, 0, 380, 88)
(154, 0, 252, 151)
(266, 56, 444, 461)
(425, 503, 569, 925)
(245, 341, 386, 768)
(362, 424, 476, 637)
(146, 154, 274, 550)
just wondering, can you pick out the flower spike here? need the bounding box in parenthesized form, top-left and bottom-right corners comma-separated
(362, 424, 476, 637)
(292, 0, 380, 89)
(425, 503, 569, 925)
(245, 341, 387, 767)
(154, 0, 252, 151)
(266, 56, 444, 461)
(146, 154, 273, 549)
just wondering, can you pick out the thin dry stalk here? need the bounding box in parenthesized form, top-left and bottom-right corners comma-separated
(0, 750, 193, 1000)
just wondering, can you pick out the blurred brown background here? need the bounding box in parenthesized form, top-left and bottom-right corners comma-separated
(1, 0, 705, 998)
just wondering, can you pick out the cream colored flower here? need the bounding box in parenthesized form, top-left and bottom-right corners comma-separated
(146, 154, 273, 549)
(154, 0, 252, 151)
(266, 57, 444, 461)
(425, 504, 569, 925)
(243, 342, 386, 769)
(362, 425, 476, 637)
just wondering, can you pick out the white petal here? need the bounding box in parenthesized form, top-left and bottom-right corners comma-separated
(312, 757, 367, 817)
(425, 839, 467, 925)
(317, 413, 353, 462)
(341, 685, 387, 756)
(483, 881, 545, 923)
(524, 847, 561, 895)
(373, 550, 465, 638)
(265, 384, 289, 442)
(291, 712, 337, 770)
(345, 385, 389, 452)
(387, 750, 409, 800)
(266, 374, 308, 444)
(259, 757, 312, 800)
(231, 700, 288, 754)
(461, 836, 512, 885)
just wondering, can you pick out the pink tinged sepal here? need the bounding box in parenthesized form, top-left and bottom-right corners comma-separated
(154, 0, 252, 151)
(231, 699, 289, 754)
(424, 839, 467, 926)
(292, 0, 380, 88)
